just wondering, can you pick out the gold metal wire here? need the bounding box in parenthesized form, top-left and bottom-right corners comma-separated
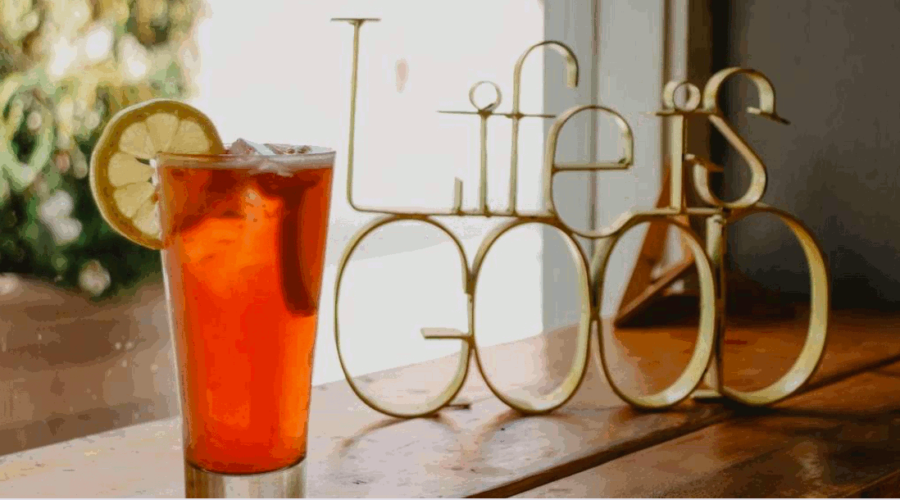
(331, 18, 830, 417)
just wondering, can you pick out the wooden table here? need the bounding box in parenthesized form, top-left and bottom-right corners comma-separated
(3, 309, 900, 497)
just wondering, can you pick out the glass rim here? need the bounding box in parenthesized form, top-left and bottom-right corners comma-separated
(155, 144, 335, 169)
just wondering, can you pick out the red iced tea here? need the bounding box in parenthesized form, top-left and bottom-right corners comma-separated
(157, 147, 333, 474)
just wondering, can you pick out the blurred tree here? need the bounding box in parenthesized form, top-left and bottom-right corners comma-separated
(0, 0, 202, 298)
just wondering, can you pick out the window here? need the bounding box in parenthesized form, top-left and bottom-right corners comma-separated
(190, 1, 693, 386)
(191, 2, 551, 385)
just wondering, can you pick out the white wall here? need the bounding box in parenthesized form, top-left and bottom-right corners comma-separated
(542, 1, 670, 321)
(541, 1, 595, 331)
(594, 0, 667, 314)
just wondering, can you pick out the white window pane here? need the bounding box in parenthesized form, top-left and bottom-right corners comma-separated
(189, 1, 546, 385)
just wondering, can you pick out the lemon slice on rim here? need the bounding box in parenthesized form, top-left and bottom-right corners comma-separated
(89, 99, 225, 249)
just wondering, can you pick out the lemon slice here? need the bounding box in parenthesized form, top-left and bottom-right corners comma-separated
(89, 99, 225, 249)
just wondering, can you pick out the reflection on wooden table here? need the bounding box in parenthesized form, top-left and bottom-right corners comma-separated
(1, 296, 899, 497)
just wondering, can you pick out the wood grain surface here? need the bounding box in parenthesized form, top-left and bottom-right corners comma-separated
(2, 310, 900, 497)
(518, 358, 900, 498)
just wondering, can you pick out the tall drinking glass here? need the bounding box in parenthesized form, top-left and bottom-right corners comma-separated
(155, 146, 334, 497)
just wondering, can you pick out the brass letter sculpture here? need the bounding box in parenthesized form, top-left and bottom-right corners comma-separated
(332, 19, 830, 418)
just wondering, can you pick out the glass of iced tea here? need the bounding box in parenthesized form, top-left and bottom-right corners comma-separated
(89, 99, 333, 497)
(156, 142, 334, 492)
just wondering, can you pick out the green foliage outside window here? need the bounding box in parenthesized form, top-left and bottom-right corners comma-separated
(0, 0, 201, 298)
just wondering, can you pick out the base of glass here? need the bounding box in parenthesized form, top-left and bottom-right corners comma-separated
(184, 458, 305, 498)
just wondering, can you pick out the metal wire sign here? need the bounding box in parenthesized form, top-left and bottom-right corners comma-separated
(331, 18, 830, 419)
